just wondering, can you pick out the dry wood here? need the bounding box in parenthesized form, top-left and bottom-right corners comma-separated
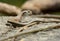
(20, 38, 25, 41)
(32, 15, 60, 19)
(25, 17, 60, 23)
(17, 22, 37, 33)
(8, 16, 60, 27)
(1, 23, 60, 41)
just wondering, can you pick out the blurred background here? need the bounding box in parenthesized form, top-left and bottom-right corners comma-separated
(0, 0, 26, 16)
(0, 0, 26, 7)
(0, 0, 60, 16)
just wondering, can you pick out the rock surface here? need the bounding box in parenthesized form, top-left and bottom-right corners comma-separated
(0, 16, 60, 41)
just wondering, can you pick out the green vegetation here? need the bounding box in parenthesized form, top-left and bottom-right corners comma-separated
(0, 0, 26, 6)
(0, 0, 26, 16)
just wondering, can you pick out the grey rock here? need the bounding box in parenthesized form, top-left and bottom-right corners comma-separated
(0, 16, 60, 41)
